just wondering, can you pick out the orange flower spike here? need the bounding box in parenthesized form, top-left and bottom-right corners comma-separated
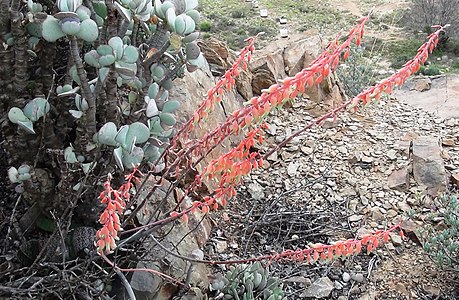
(313, 250, 319, 261)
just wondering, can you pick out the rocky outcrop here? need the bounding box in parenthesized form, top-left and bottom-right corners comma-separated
(199, 33, 343, 106)
(131, 178, 211, 300)
(412, 136, 448, 196)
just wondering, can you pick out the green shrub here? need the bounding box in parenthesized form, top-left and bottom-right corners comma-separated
(337, 46, 378, 97)
(230, 6, 250, 18)
(200, 20, 212, 32)
(422, 194, 459, 271)
(422, 64, 442, 76)
(218, 262, 284, 300)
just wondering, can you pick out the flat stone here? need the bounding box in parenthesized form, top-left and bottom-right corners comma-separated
(423, 285, 441, 297)
(412, 136, 447, 196)
(442, 138, 456, 146)
(215, 240, 228, 253)
(349, 215, 363, 222)
(300, 277, 334, 298)
(387, 168, 410, 191)
(386, 149, 397, 160)
(390, 232, 403, 246)
(247, 182, 265, 200)
(371, 207, 385, 221)
(451, 173, 459, 187)
(413, 77, 431, 92)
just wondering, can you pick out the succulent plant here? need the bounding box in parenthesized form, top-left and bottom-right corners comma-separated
(217, 262, 284, 300)
(115, 0, 154, 22)
(93, 121, 152, 170)
(41, 0, 98, 42)
(84, 36, 139, 83)
(8, 98, 50, 134)
(8, 164, 32, 183)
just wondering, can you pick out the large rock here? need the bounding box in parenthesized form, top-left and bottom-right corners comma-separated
(412, 136, 447, 196)
(300, 276, 335, 298)
(283, 35, 322, 76)
(387, 168, 410, 191)
(131, 177, 210, 300)
(169, 59, 244, 191)
(199, 34, 342, 106)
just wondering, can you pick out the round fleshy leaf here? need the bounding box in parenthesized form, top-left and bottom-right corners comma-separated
(182, 14, 195, 35)
(26, 23, 42, 37)
(76, 5, 91, 20)
(18, 173, 32, 181)
(75, 94, 89, 111)
(182, 31, 199, 43)
(146, 97, 159, 117)
(154, 0, 164, 18)
(93, 1, 107, 18)
(61, 19, 81, 35)
(8, 107, 30, 124)
(64, 146, 78, 163)
(122, 146, 144, 169)
(185, 41, 200, 60)
(115, 125, 129, 145)
(69, 110, 83, 118)
(166, 7, 176, 31)
(16, 120, 35, 134)
(97, 122, 118, 146)
(97, 44, 113, 56)
(174, 15, 186, 35)
(109, 36, 124, 60)
(69, 65, 81, 85)
(159, 90, 169, 101)
(122, 45, 139, 63)
(84, 50, 100, 67)
(99, 54, 116, 66)
(188, 52, 206, 68)
(18, 165, 31, 174)
(151, 64, 166, 81)
(115, 61, 137, 78)
(23, 98, 50, 122)
(126, 122, 150, 145)
(159, 1, 174, 19)
(149, 117, 163, 133)
(186, 9, 200, 23)
(184, 0, 198, 11)
(148, 83, 159, 99)
(76, 19, 99, 42)
(113, 146, 124, 171)
(162, 100, 180, 113)
(159, 112, 176, 126)
(144, 143, 160, 159)
(8, 167, 19, 183)
(162, 78, 173, 90)
(99, 67, 110, 83)
(42, 16, 66, 42)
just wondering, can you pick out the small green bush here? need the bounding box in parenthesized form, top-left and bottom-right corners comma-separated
(230, 6, 249, 19)
(422, 194, 459, 271)
(422, 64, 442, 76)
(200, 20, 212, 32)
(337, 46, 378, 97)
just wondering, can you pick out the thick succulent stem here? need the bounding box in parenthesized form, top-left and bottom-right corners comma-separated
(102, 0, 117, 43)
(10, 0, 28, 97)
(0, 0, 10, 37)
(69, 36, 96, 136)
(131, 17, 139, 47)
(39, 42, 56, 95)
(104, 65, 120, 125)
(142, 24, 171, 68)
(0, 48, 14, 112)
